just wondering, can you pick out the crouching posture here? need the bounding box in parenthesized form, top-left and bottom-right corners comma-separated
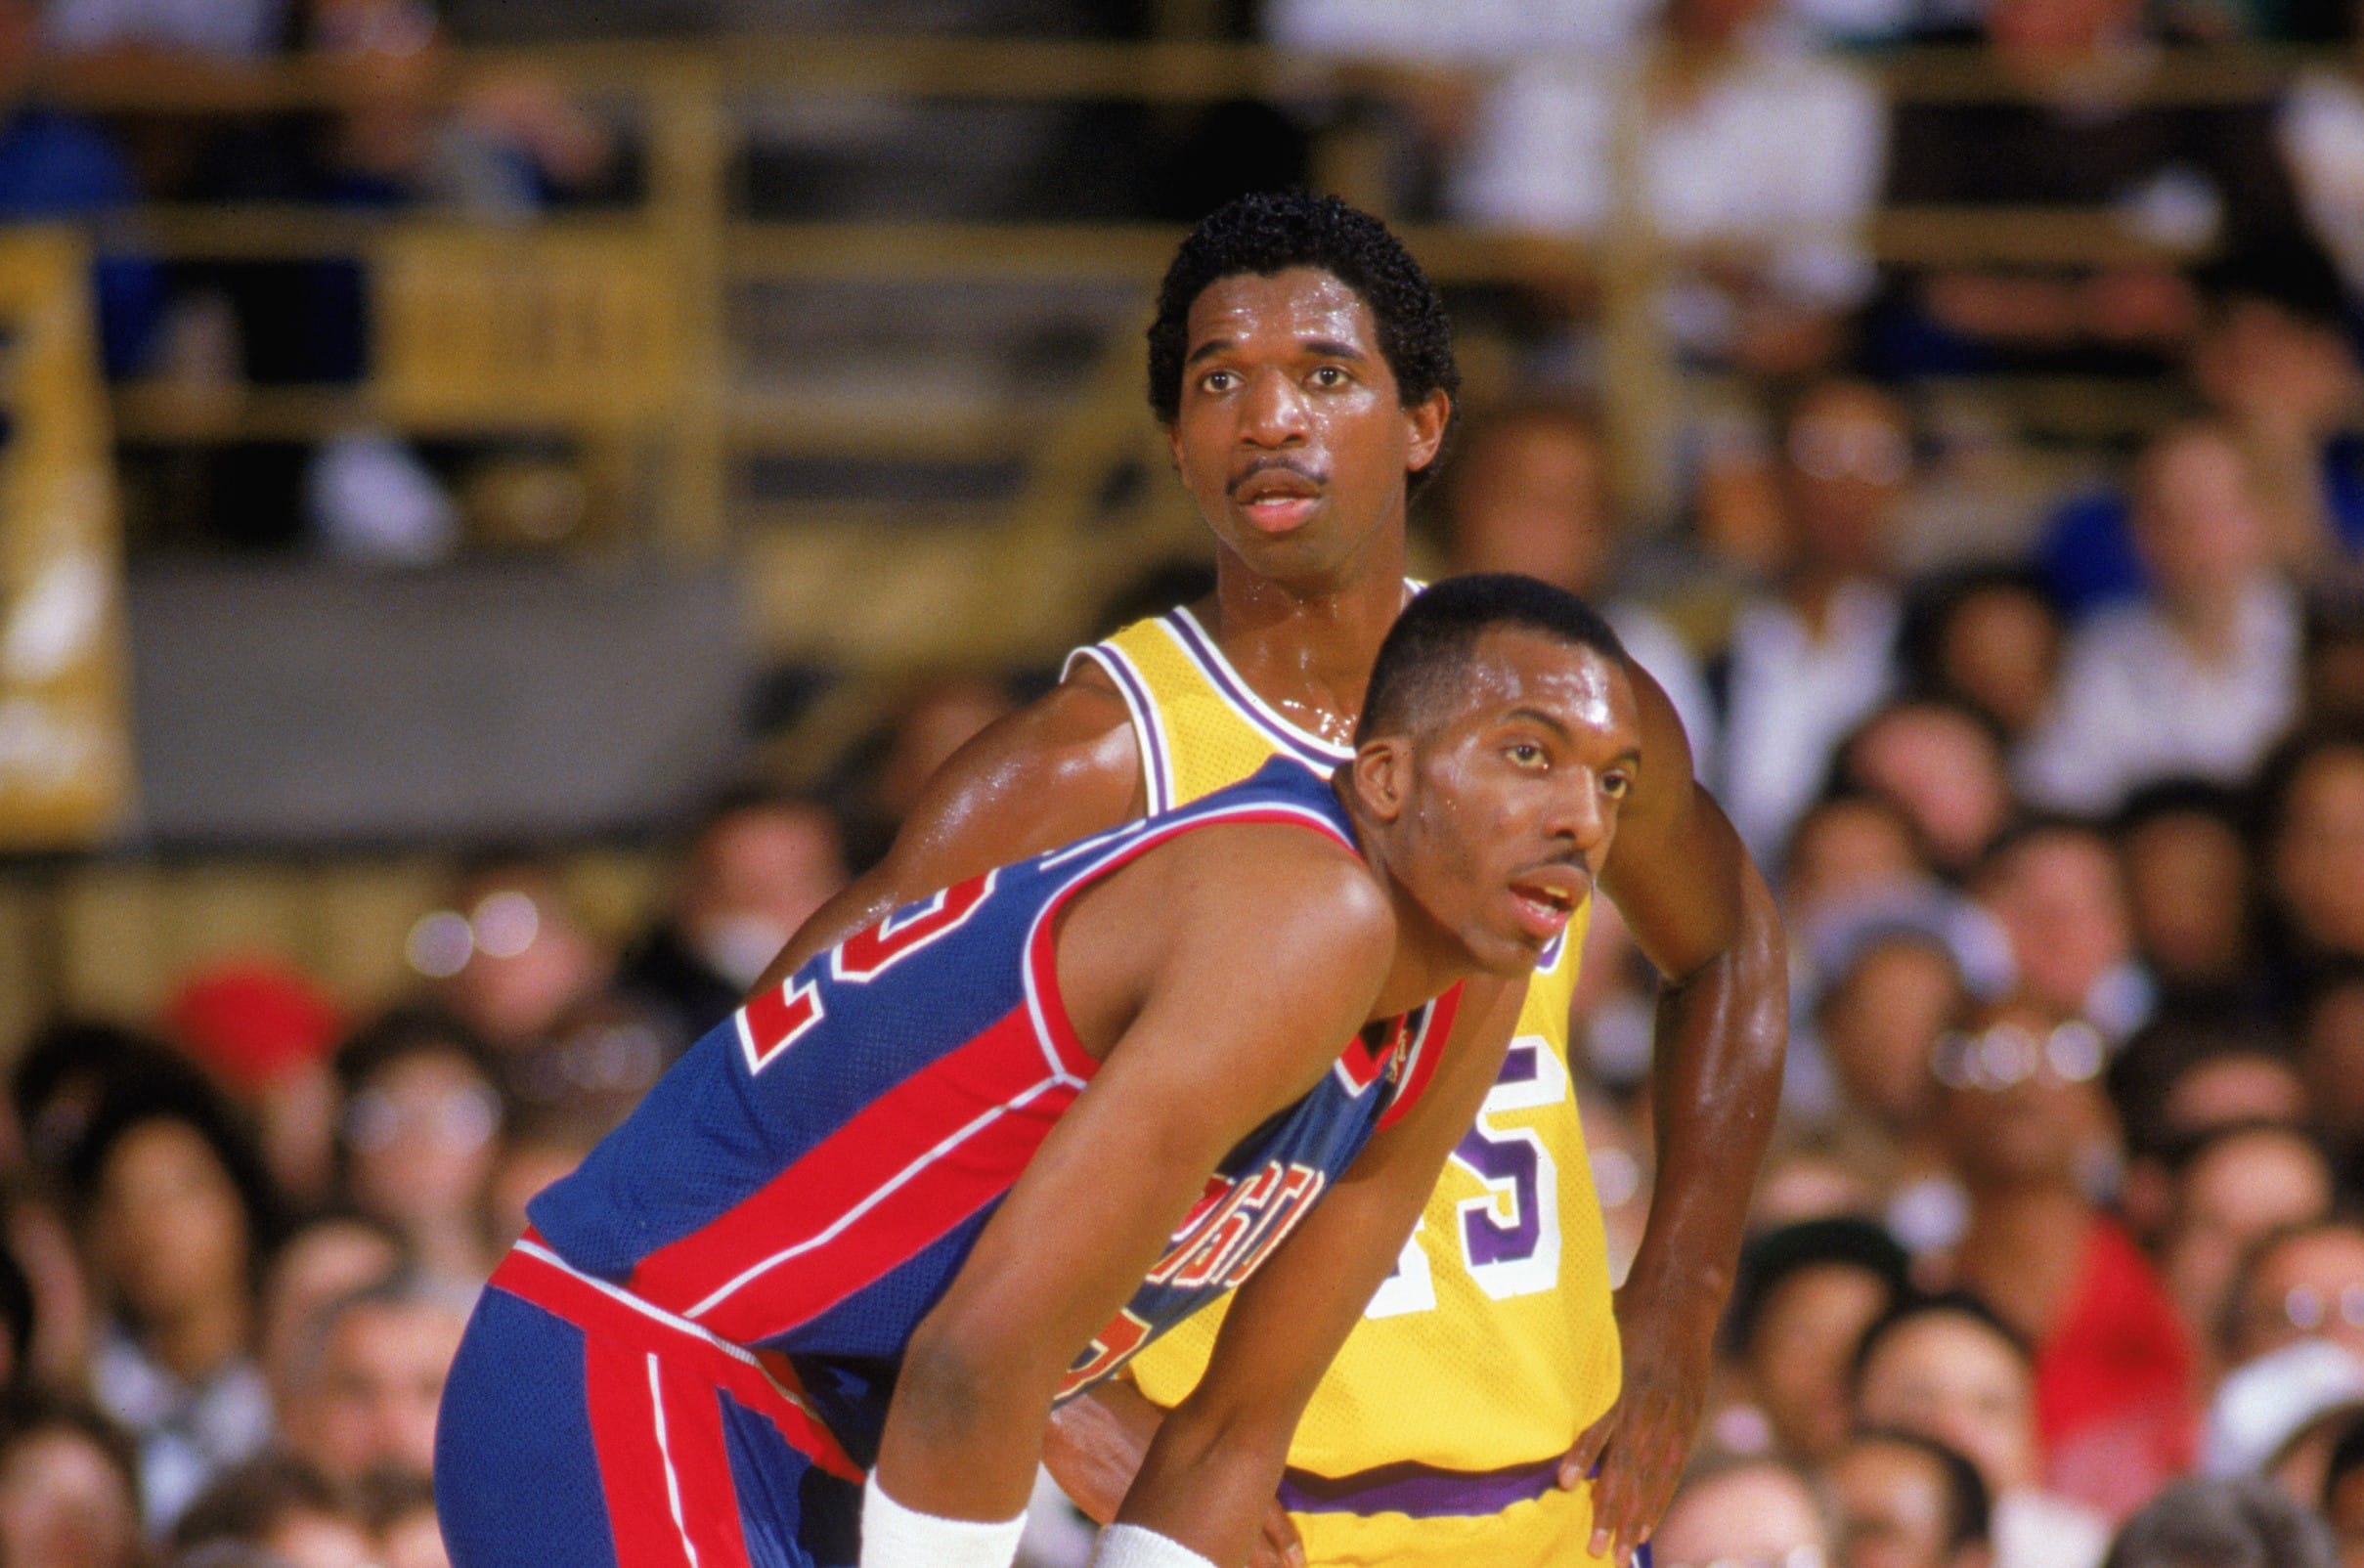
(433, 576, 1642, 1568)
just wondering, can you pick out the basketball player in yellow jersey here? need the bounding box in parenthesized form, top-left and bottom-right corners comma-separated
(755, 192, 1786, 1568)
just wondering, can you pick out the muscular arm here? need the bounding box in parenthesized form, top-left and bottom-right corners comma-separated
(871, 829, 1396, 1526)
(755, 667, 1143, 989)
(1569, 663, 1788, 1563)
(1112, 979, 1527, 1564)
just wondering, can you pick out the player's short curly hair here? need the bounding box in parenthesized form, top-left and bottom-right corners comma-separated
(1146, 192, 1459, 435)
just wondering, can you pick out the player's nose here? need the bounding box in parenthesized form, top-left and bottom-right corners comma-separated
(1546, 773, 1614, 855)
(1239, 370, 1311, 447)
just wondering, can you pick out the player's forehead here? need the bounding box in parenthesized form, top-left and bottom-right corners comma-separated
(1183, 268, 1381, 362)
(1452, 627, 1639, 748)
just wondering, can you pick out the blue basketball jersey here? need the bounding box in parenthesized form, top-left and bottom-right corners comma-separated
(524, 758, 1459, 1467)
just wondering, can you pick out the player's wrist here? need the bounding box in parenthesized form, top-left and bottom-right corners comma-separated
(859, 1474, 1027, 1568)
(1090, 1523, 1217, 1567)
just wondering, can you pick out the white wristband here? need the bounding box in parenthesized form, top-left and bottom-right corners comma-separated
(859, 1474, 1027, 1568)
(1089, 1523, 1217, 1568)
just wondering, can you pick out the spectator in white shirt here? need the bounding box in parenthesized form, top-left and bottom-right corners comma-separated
(2020, 422, 2302, 816)
(1717, 377, 1912, 863)
(1450, 0, 1885, 371)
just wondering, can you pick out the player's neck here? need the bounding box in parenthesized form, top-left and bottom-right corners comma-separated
(1199, 534, 1412, 745)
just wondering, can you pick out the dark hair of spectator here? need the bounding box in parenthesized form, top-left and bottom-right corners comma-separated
(2100, 1475, 2338, 1568)
(331, 1003, 500, 1098)
(2105, 1007, 2297, 1165)
(11, 1019, 213, 1176)
(62, 1074, 284, 1264)
(1145, 192, 1460, 457)
(1897, 565, 2058, 699)
(0, 1386, 143, 1520)
(2302, 586, 2364, 657)
(1852, 1426, 1992, 1551)
(1723, 1215, 1911, 1358)
(2113, 776, 2250, 841)
(2326, 1410, 2364, 1512)
(1356, 575, 1627, 746)
(172, 1455, 351, 1555)
(0, 1240, 35, 1385)
(1850, 1290, 2035, 1393)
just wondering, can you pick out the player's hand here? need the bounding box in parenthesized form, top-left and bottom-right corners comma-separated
(1248, 1499, 1305, 1568)
(1555, 1285, 1716, 1567)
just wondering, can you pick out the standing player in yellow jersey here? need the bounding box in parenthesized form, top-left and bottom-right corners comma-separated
(755, 192, 1786, 1568)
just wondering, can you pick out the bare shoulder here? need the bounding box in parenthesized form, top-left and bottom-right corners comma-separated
(1150, 817, 1395, 972)
(884, 663, 1145, 874)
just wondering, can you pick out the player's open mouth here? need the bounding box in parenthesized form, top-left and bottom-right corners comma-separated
(1507, 871, 1582, 940)
(1232, 470, 1325, 533)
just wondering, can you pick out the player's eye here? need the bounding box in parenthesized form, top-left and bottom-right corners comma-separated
(1507, 741, 1547, 768)
(1309, 366, 1350, 388)
(1200, 370, 1237, 393)
(1600, 771, 1633, 800)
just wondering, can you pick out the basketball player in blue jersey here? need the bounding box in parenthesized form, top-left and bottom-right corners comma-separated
(436, 578, 1639, 1568)
(755, 193, 1787, 1568)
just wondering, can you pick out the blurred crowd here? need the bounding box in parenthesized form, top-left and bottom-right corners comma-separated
(21, 0, 2364, 1567)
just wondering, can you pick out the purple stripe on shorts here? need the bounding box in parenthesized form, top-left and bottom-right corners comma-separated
(1275, 1456, 1563, 1519)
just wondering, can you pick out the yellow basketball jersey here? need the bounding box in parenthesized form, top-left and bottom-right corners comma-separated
(1067, 607, 1622, 1567)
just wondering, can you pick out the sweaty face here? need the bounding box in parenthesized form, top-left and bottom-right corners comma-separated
(1169, 269, 1445, 590)
(1374, 631, 1641, 978)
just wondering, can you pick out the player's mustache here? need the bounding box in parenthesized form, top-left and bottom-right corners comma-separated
(1226, 456, 1329, 497)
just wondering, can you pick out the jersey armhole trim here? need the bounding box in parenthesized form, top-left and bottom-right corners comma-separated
(1022, 801, 1357, 1085)
(1375, 980, 1465, 1135)
(1064, 642, 1173, 817)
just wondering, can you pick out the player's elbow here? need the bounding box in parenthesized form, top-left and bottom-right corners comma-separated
(896, 1313, 1052, 1453)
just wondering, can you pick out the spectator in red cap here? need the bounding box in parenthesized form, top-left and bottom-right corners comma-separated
(164, 960, 345, 1213)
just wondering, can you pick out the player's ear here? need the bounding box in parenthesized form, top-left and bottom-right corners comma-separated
(1352, 739, 1411, 823)
(1404, 390, 1450, 476)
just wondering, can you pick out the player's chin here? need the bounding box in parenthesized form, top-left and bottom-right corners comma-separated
(1465, 924, 1553, 979)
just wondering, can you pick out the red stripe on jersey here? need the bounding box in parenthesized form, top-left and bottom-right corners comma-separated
(493, 1240, 862, 1481)
(1023, 805, 1353, 1078)
(627, 1005, 1085, 1345)
(1375, 982, 1464, 1135)
(654, 1358, 758, 1568)
(584, 1340, 704, 1568)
